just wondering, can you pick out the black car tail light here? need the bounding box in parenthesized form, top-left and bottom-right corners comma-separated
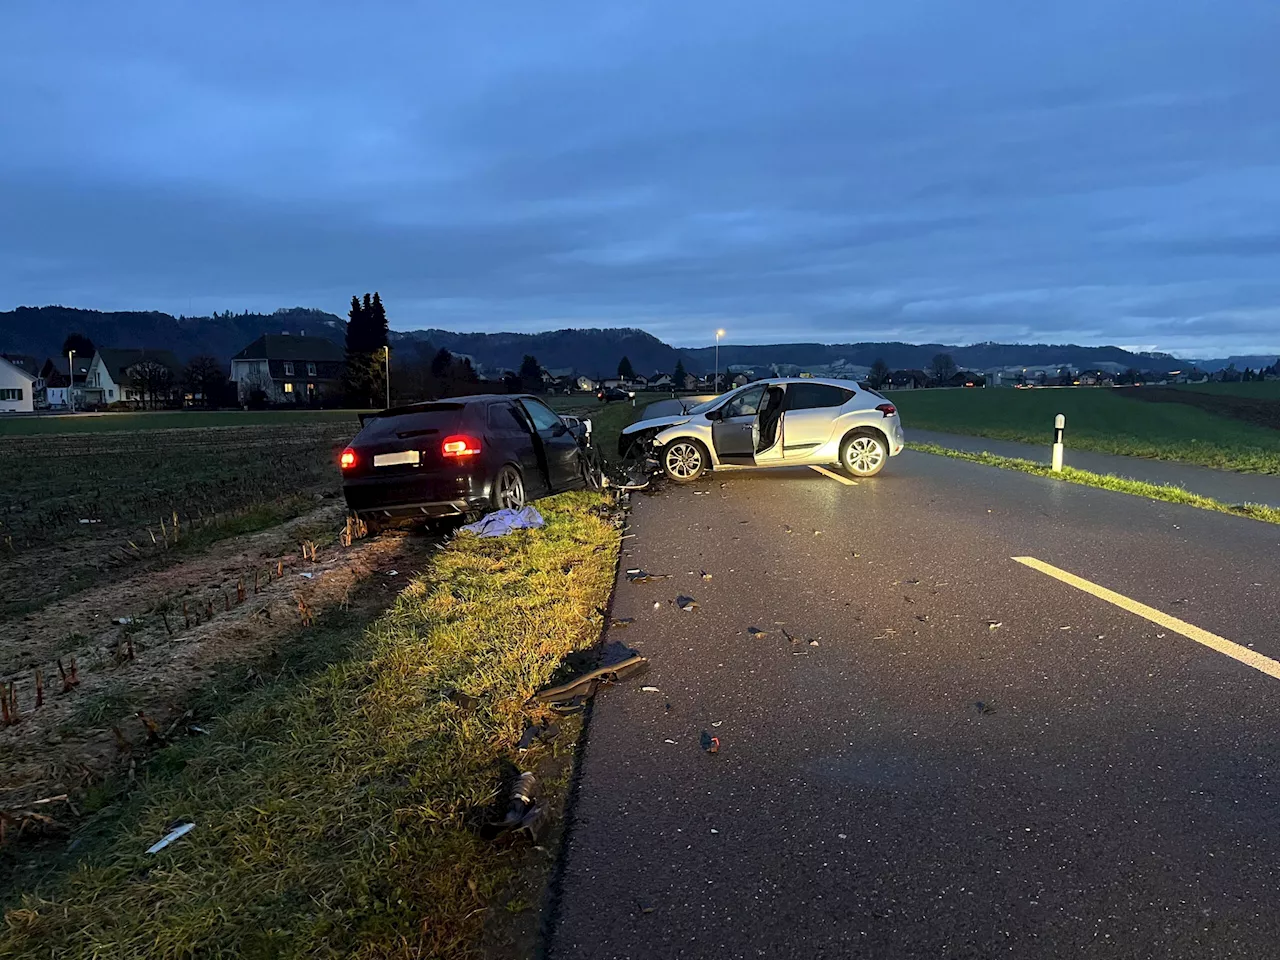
(442, 434, 482, 458)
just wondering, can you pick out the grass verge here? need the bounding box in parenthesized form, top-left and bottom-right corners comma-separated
(889, 388, 1280, 474)
(910, 442, 1280, 525)
(0, 491, 620, 959)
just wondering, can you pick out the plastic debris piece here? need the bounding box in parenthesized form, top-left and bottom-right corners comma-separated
(459, 506, 545, 538)
(700, 731, 720, 754)
(974, 701, 997, 715)
(987, 621, 1003, 631)
(711, 721, 723, 728)
(113, 617, 134, 625)
(518, 722, 560, 752)
(641, 686, 661, 693)
(627, 569, 671, 584)
(747, 627, 768, 638)
(146, 822, 195, 854)
(299, 572, 315, 579)
(610, 617, 635, 628)
(701, 571, 712, 580)
(653, 601, 661, 610)
(808, 640, 819, 646)
(386, 570, 399, 577)
(664, 738, 677, 744)
(676, 596, 698, 613)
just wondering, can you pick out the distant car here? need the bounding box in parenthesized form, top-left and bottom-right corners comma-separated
(617, 377, 904, 480)
(597, 386, 635, 402)
(340, 394, 595, 532)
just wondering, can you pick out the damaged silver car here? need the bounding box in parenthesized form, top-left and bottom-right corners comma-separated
(617, 378, 905, 481)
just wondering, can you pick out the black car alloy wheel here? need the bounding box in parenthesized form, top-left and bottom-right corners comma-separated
(494, 465, 526, 510)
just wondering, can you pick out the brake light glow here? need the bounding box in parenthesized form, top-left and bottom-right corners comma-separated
(339, 448, 357, 469)
(442, 434, 482, 457)
(876, 403, 897, 417)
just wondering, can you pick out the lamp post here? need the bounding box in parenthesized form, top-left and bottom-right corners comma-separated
(715, 329, 725, 392)
(67, 349, 75, 412)
(384, 345, 391, 409)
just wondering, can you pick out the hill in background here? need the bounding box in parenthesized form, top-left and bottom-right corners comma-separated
(3, 303, 1268, 376)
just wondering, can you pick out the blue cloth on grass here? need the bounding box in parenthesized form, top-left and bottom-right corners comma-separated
(459, 506, 546, 538)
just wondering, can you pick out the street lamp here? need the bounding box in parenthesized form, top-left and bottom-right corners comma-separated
(383, 345, 391, 409)
(67, 349, 75, 412)
(715, 329, 726, 392)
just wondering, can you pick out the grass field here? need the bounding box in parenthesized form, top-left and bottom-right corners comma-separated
(1182, 380, 1280, 399)
(0, 409, 363, 436)
(889, 386, 1280, 474)
(0, 493, 620, 959)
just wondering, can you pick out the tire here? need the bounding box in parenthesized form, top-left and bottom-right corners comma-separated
(578, 452, 603, 491)
(840, 430, 888, 478)
(662, 439, 708, 483)
(492, 464, 526, 510)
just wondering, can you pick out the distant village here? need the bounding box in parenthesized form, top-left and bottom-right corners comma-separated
(2, 333, 1278, 415)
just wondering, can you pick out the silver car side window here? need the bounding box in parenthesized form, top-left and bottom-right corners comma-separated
(721, 385, 765, 419)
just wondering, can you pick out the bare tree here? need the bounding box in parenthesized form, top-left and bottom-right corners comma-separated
(183, 355, 227, 407)
(130, 360, 175, 409)
(929, 353, 957, 385)
(868, 358, 890, 389)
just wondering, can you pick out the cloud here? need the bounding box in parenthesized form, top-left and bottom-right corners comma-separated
(2, 0, 1279, 353)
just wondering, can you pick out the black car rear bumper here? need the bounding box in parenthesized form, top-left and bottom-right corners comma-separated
(342, 471, 490, 520)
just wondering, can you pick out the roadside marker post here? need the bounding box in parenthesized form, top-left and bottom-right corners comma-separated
(1051, 414, 1065, 472)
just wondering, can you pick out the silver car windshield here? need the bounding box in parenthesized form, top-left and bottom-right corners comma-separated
(686, 386, 751, 415)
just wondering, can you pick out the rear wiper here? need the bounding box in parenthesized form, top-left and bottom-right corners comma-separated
(395, 428, 439, 440)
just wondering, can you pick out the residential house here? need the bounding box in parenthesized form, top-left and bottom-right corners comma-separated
(731, 373, 751, 388)
(83, 348, 184, 408)
(0, 355, 36, 413)
(887, 369, 929, 390)
(230, 334, 344, 405)
(574, 375, 598, 392)
(648, 373, 674, 390)
(944, 371, 985, 388)
(38, 356, 93, 407)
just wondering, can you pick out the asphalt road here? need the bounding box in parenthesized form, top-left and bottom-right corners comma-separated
(548, 449, 1280, 960)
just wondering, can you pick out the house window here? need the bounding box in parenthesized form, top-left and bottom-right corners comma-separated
(307, 382, 316, 393)
(284, 362, 294, 376)
(284, 382, 295, 394)
(307, 362, 316, 376)
(108, 389, 114, 399)
(0, 388, 23, 401)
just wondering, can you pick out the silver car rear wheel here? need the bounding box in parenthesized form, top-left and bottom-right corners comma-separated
(841, 433, 887, 477)
(663, 440, 707, 482)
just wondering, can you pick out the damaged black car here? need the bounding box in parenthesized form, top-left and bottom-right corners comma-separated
(340, 394, 598, 532)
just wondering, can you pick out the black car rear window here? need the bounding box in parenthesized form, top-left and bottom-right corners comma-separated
(359, 404, 465, 440)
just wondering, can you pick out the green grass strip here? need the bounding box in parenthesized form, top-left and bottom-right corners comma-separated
(910, 442, 1280, 526)
(1, 491, 620, 960)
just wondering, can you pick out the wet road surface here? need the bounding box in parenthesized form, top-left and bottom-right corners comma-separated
(548, 449, 1280, 960)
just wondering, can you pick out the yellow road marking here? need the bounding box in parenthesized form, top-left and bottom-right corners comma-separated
(810, 465, 857, 486)
(1013, 556, 1280, 682)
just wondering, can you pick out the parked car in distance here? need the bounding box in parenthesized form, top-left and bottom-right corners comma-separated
(340, 394, 595, 532)
(617, 377, 905, 481)
(597, 386, 635, 402)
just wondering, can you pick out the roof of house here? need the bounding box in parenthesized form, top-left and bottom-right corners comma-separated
(232, 334, 345, 362)
(0, 355, 37, 382)
(96, 348, 184, 380)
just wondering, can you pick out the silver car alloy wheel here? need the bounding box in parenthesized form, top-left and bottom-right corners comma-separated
(496, 467, 525, 509)
(665, 441, 703, 480)
(844, 436, 885, 475)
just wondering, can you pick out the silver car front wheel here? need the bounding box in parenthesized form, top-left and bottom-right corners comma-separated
(841, 433, 887, 477)
(663, 440, 707, 482)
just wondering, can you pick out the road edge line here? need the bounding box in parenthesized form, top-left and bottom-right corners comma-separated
(1013, 555, 1280, 682)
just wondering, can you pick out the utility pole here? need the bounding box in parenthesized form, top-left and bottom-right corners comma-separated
(67, 349, 75, 412)
(384, 346, 391, 409)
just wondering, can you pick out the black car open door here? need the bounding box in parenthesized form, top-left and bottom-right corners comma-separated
(519, 398, 581, 489)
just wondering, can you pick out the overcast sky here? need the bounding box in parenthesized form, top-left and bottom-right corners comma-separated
(3, 1, 1279, 355)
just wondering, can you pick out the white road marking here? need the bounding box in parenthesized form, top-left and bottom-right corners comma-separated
(810, 465, 857, 486)
(1013, 556, 1280, 682)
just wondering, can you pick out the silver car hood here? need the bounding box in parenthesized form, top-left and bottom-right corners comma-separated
(620, 413, 692, 435)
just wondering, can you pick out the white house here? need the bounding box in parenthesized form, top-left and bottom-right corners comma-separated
(230, 334, 344, 404)
(575, 375, 597, 392)
(83, 349, 184, 407)
(0, 355, 37, 413)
